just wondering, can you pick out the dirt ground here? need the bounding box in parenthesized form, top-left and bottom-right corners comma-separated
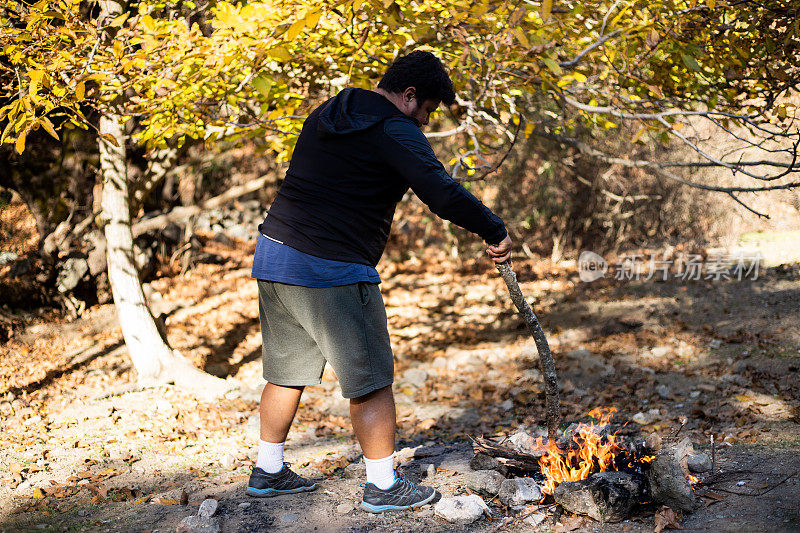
(1, 236, 799, 532)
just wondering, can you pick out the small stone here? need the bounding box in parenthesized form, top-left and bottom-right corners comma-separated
(469, 453, 508, 475)
(645, 433, 663, 453)
(197, 498, 218, 518)
(500, 399, 514, 411)
(77, 509, 89, 517)
(465, 470, 505, 497)
(402, 368, 428, 388)
(279, 512, 299, 523)
(687, 453, 711, 473)
(650, 346, 671, 358)
(336, 503, 354, 514)
(524, 512, 546, 527)
(632, 409, 660, 425)
(176, 515, 220, 533)
(220, 454, 236, 469)
(498, 477, 542, 506)
(155, 399, 173, 412)
(656, 384, 671, 399)
(107, 449, 125, 461)
(434, 495, 490, 524)
(507, 430, 541, 455)
(344, 461, 366, 479)
(238, 502, 251, 509)
(423, 463, 436, 479)
(432, 357, 447, 369)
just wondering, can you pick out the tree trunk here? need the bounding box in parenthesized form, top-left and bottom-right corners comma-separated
(98, 0, 233, 398)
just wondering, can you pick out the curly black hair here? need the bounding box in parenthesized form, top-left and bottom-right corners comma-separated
(377, 50, 456, 105)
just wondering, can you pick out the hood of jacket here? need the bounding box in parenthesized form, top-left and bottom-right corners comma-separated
(317, 88, 410, 137)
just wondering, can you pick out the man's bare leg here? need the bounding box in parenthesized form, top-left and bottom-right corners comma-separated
(260, 383, 304, 442)
(248, 383, 317, 495)
(350, 385, 396, 459)
(350, 385, 398, 490)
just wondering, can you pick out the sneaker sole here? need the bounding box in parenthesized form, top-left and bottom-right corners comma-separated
(246, 484, 317, 498)
(359, 491, 437, 513)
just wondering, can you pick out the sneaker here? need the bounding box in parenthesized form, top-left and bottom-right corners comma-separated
(360, 473, 438, 513)
(246, 464, 317, 497)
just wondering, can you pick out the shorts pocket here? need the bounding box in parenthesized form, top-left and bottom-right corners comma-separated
(357, 282, 371, 306)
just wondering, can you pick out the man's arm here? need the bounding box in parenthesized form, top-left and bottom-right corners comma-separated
(381, 117, 509, 250)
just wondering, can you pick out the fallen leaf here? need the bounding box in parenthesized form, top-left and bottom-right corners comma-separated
(8, 462, 22, 474)
(152, 497, 179, 505)
(32, 487, 46, 499)
(654, 506, 682, 532)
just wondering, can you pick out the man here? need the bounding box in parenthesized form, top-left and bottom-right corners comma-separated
(247, 50, 512, 512)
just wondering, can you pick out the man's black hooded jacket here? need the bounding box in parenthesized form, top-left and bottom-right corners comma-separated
(259, 88, 507, 267)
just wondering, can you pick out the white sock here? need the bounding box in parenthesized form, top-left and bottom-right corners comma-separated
(256, 440, 285, 473)
(364, 453, 396, 490)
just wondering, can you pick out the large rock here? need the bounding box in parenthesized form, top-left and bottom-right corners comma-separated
(648, 452, 699, 511)
(465, 470, 505, 497)
(498, 477, 542, 506)
(554, 471, 644, 523)
(434, 495, 490, 524)
(687, 453, 711, 473)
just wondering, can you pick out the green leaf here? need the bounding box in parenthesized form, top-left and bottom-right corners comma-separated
(252, 75, 272, 97)
(681, 53, 702, 72)
(543, 57, 562, 76)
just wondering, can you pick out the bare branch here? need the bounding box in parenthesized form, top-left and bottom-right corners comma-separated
(535, 130, 800, 194)
(424, 123, 469, 139)
(132, 175, 271, 237)
(559, 30, 623, 69)
(727, 192, 770, 219)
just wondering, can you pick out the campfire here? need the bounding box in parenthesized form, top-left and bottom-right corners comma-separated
(535, 407, 635, 495)
(471, 407, 704, 523)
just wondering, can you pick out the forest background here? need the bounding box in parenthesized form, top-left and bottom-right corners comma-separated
(1, 0, 799, 531)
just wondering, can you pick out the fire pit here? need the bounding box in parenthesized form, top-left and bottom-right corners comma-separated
(471, 408, 702, 523)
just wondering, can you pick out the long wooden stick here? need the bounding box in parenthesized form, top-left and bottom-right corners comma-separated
(496, 261, 561, 442)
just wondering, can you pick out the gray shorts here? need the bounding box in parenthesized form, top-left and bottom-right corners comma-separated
(257, 280, 394, 398)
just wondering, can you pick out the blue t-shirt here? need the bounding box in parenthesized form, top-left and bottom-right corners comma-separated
(251, 233, 381, 288)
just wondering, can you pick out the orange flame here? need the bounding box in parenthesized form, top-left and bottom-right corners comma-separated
(536, 407, 625, 495)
